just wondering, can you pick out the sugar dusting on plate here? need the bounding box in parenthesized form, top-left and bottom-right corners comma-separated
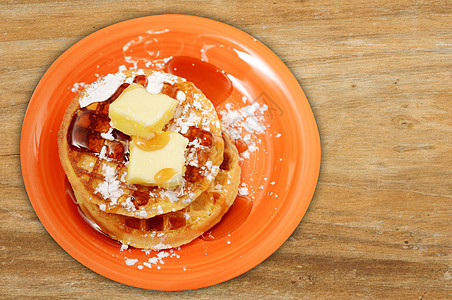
(120, 247, 185, 271)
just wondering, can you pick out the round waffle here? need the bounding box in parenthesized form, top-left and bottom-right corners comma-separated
(58, 69, 224, 219)
(76, 132, 240, 250)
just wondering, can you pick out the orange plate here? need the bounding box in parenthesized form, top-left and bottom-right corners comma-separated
(20, 15, 321, 290)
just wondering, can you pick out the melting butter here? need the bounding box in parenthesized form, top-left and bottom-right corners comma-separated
(109, 84, 178, 138)
(126, 131, 189, 189)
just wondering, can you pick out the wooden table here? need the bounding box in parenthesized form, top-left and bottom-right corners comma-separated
(1, 0, 450, 298)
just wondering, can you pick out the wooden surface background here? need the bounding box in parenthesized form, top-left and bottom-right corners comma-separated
(1, 0, 451, 298)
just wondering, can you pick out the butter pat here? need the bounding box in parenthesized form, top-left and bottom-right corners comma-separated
(126, 131, 189, 189)
(109, 84, 178, 138)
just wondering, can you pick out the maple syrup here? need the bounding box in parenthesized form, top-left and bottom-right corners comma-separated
(146, 215, 165, 231)
(220, 151, 231, 171)
(132, 74, 148, 86)
(235, 139, 248, 154)
(130, 189, 150, 207)
(68, 82, 131, 162)
(135, 132, 171, 151)
(187, 126, 213, 147)
(184, 165, 202, 183)
(160, 82, 180, 99)
(168, 215, 186, 230)
(65, 178, 121, 247)
(154, 168, 177, 184)
(124, 216, 145, 230)
(165, 56, 232, 106)
(201, 195, 253, 241)
(65, 177, 77, 205)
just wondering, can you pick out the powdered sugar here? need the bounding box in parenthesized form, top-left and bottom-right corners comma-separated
(168, 107, 201, 135)
(98, 146, 109, 161)
(144, 56, 173, 69)
(185, 139, 205, 168)
(248, 145, 258, 152)
(100, 127, 115, 141)
(125, 258, 138, 266)
(146, 71, 182, 94)
(141, 249, 173, 268)
(122, 247, 184, 270)
(95, 164, 123, 204)
(176, 90, 186, 101)
(122, 248, 184, 270)
(166, 91, 218, 137)
(159, 188, 180, 203)
(71, 82, 86, 93)
(136, 210, 148, 218)
(219, 99, 276, 200)
(219, 101, 269, 162)
(238, 183, 249, 196)
(75, 66, 184, 109)
(220, 102, 267, 136)
(78, 72, 127, 108)
(121, 196, 135, 211)
(192, 100, 202, 110)
(241, 151, 250, 159)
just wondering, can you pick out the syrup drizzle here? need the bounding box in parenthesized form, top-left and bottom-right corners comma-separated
(135, 132, 171, 151)
(201, 195, 253, 241)
(130, 189, 151, 207)
(68, 83, 131, 161)
(154, 168, 177, 184)
(133, 74, 148, 86)
(65, 178, 122, 247)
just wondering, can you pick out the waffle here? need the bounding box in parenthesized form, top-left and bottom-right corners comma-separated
(58, 70, 224, 219)
(76, 132, 240, 250)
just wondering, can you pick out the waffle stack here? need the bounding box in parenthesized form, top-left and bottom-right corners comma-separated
(58, 70, 241, 250)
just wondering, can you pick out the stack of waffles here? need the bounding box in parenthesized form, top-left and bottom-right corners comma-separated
(58, 70, 241, 250)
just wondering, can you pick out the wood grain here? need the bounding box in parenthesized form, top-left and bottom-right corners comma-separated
(1, 0, 451, 298)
